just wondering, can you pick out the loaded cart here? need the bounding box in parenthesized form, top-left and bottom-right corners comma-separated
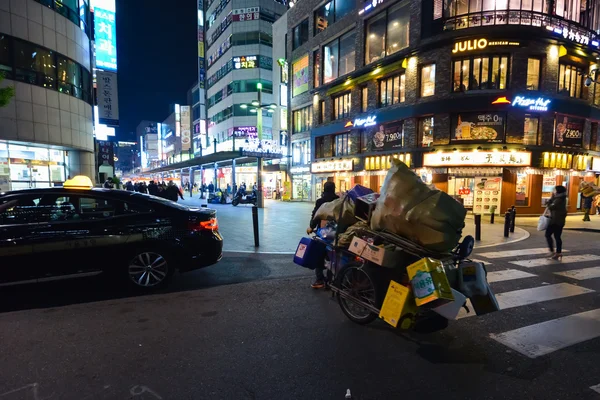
(294, 160, 499, 332)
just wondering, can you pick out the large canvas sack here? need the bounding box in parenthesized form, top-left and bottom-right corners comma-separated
(370, 160, 466, 252)
(314, 195, 357, 232)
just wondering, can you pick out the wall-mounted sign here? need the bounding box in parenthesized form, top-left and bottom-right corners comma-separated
(96, 71, 119, 126)
(366, 122, 404, 152)
(290, 166, 310, 174)
(542, 152, 572, 169)
(240, 139, 282, 159)
(452, 38, 520, 54)
(181, 105, 191, 151)
(94, 0, 117, 72)
(230, 126, 257, 138)
(555, 114, 584, 147)
(232, 7, 259, 21)
(311, 159, 353, 173)
(354, 115, 377, 128)
(365, 153, 410, 170)
(452, 112, 505, 143)
(547, 25, 590, 46)
(491, 96, 511, 104)
(512, 96, 551, 112)
(233, 55, 257, 69)
(423, 151, 531, 167)
(292, 55, 309, 97)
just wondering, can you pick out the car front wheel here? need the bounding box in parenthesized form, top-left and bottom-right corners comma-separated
(126, 250, 173, 289)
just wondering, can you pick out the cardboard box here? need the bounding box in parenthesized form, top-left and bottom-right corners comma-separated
(348, 236, 400, 267)
(406, 257, 454, 307)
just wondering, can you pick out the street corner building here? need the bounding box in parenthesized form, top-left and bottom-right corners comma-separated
(286, 0, 600, 214)
(0, 0, 95, 191)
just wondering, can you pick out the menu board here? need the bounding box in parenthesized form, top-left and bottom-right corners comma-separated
(452, 112, 505, 143)
(555, 114, 584, 147)
(369, 122, 404, 152)
(473, 177, 502, 215)
(541, 176, 556, 206)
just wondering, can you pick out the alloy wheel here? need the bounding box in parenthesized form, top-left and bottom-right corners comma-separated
(128, 252, 169, 287)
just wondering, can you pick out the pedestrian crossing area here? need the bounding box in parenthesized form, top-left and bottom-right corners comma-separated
(462, 247, 600, 362)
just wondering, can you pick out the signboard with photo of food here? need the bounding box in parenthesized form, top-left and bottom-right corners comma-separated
(451, 112, 505, 143)
(473, 177, 502, 215)
(367, 122, 404, 152)
(554, 114, 584, 148)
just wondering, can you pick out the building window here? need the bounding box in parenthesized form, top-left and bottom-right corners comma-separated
(334, 133, 350, 156)
(314, 0, 354, 34)
(13, 40, 56, 90)
(452, 56, 508, 92)
(292, 140, 311, 165)
(313, 50, 320, 88)
(0, 35, 12, 79)
(361, 86, 368, 112)
(419, 117, 434, 147)
(379, 74, 405, 107)
(323, 30, 356, 84)
(365, 1, 410, 65)
(524, 115, 540, 146)
(558, 63, 585, 98)
(315, 136, 333, 158)
(420, 64, 436, 97)
(292, 105, 313, 133)
(292, 19, 309, 50)
(527, 58, 541, 90)
(333, 92, 351, 120)
(319, 100, 326, 123)
(57, 56, 83, 99)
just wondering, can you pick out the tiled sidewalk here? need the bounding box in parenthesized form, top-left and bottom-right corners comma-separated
(179, 197, 529, 253)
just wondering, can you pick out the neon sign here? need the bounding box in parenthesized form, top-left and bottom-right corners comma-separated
(353, 115, 377, 127)
(512, 96, 551, 112)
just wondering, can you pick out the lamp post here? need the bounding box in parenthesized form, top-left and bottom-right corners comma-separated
(239, 82, 277, 208)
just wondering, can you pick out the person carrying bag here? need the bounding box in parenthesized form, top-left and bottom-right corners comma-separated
(544, 186, 568, 261)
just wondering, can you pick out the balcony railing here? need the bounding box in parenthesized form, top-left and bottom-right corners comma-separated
(443, 10, 598, 47)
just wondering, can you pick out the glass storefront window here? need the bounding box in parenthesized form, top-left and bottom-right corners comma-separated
(527, 58, 541, 90)
(419, 117, 434, 147)
(558, 63, 585, 98)
(452, 56, 508, 92)
(516, 173, 530, 206)
(420, 64, 435, 97)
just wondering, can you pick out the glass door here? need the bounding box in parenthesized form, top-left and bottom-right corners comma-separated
(448, 176, 475, 209)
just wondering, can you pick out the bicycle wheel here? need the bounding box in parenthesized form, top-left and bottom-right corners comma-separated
(336, 265, 381, 325)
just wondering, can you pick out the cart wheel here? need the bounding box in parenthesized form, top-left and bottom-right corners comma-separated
(336, 265, 381, 325)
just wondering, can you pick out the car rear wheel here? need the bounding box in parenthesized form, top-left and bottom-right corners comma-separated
(126, 250, 173, 289)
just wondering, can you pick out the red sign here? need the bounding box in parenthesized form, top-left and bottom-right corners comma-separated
(232, 7, 259, 21)
(458, 188, 471, 195)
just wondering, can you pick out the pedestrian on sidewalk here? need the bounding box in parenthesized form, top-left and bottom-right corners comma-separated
(307, 181, 339, 289)
(582, 193, 593, 221)
(545, 185, 567, 261)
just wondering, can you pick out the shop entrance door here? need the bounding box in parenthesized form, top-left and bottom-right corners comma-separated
(448, 177, 475, 209)
(9, 163, 51, 190)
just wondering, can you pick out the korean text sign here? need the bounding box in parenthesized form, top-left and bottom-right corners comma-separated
(94, 0, 117, 71)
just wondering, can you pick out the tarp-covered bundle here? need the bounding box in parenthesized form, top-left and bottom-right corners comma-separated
(370, 160, 466, 252)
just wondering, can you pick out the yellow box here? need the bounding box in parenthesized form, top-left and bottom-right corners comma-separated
(379, 280, 414, 328)
(407, 258, 454, 307)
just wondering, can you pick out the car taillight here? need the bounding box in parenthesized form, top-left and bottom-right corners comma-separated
(189, 217, 218, 231)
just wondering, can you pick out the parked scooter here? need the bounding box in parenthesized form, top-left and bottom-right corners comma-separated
(208, 189, 227, 204)
(232, 189, 257, 206)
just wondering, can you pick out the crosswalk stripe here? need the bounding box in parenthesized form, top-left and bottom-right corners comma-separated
(477, 248, 568, 259)
(590, 384, 600, 394)
(555, 266, 600, 280)
(487, 269, 536, 283)
(491, 308, 600, 358)
(510, 254, 600, 268)
(458, 283, 594, 319)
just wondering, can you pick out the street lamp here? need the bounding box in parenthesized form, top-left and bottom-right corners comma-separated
(239, 82, 278, 208)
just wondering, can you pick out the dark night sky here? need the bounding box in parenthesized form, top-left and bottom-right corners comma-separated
(116, 0, 198, 141)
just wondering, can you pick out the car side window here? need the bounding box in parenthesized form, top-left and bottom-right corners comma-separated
(122, 201, 153, 214)
(79, 197, 118, 220)
(37, 195, 81, 222)
(0, 196, 44, 225)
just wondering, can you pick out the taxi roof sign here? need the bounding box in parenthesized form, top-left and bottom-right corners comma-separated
(64, 175, 93, 189)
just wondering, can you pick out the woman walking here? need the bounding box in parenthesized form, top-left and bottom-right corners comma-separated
(546, 185, 567, 260)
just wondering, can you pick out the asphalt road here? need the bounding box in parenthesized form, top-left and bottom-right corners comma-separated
(1, 228, 600, 399)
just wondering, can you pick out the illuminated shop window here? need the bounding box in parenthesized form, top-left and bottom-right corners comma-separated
(333, 92, 351, 120)
(420, 64, 436, 97)
(365, 1, 410, 65)
(452, 56, 508, 92)
(323, 30, 356, 84)
(558, 63, 585, 98)
(527, 58, 541, 90)
(379, 74, 405, 107)
(419, 117, 434, 147)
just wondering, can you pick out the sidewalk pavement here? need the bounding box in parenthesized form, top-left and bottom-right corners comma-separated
(516, 214, 600, 232)
(179, 197, 529, 253)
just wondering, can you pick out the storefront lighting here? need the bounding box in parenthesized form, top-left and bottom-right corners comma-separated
(372, 67, 382, 75)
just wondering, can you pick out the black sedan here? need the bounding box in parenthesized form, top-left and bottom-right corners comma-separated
(0, 182, 223, 290)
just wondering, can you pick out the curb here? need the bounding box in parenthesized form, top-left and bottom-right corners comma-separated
(472, 227, 531, 249)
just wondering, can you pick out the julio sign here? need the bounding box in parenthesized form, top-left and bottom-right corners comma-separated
(452, 38, 520, 54)
(512, 96, 551, 112)
(94, 0, 117, 71)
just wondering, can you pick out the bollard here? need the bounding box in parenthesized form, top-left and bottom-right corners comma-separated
(474, 214, 482, 241)
(510, 205, 516, 233)
(504, 211, 511, 238)
(490, 205, 496, 224)
(252, 205, 260, 247)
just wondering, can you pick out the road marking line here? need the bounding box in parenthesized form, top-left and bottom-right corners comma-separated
(477, 248, 567, 259)
(486, 269, 536, 283)
(510, 254, 600, 268)
(590, 384, 600, 394)
(491, 308, 600, 358)
(458, 283, 594, 319)
(555, 266, 600, 280)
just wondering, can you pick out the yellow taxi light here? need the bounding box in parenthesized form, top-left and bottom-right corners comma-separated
(64, 175, 93, 189)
